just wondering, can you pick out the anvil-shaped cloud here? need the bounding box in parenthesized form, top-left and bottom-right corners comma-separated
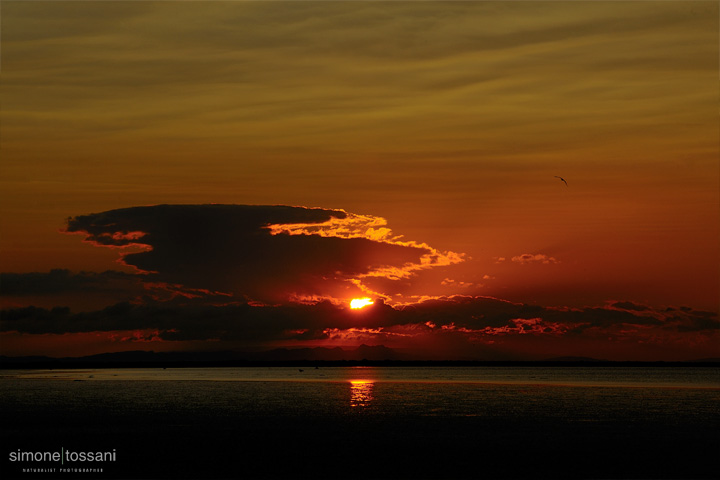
(64, 204, 463, 304)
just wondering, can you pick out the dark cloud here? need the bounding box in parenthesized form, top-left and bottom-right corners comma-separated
(3, 296, 716, 350)
(668, 310, 720, 332)
(0, 301, 368, 343)
(0, 269, 136, 295)
(65, 204, 432, 302)
(546, 306, 664, 332)
(609, 301, 651, 312)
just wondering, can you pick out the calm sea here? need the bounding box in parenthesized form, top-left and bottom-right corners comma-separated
(1, 366, 718, 479)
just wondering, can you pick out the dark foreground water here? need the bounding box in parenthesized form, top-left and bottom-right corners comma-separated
(1, 367, 718, 479)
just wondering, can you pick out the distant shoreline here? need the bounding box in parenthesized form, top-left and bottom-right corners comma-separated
(1, 359, 719, 369)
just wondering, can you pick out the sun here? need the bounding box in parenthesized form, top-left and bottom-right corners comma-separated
(350, 297, 374, 309)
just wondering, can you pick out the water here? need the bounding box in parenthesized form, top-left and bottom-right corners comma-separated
(1, 367, 718, 479)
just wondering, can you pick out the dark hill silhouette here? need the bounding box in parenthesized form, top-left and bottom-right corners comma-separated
(0, 344, 403, 366)
(543, 356, 608, 362)
(2, 349, 718, 368)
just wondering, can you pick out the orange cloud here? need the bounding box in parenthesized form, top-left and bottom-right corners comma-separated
(510, 253, 559, 265)
(267, 209, 465, 283)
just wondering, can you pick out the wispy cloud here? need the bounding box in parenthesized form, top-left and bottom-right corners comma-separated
(4, 0, 715, 165)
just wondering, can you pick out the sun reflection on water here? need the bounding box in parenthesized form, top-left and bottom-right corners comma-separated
(349, 380, 374, 408)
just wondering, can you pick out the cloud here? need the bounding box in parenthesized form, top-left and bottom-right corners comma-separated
(64, 204, 462, 303)
(3, 296, 716, 357)
(510, 254, 559, 265)
(608, 301, 651, 312)
(5, 0, 714, 168)
(0, 300, 388, 343)
(441, 278, 479, 288)
(0, 269, 136, 295)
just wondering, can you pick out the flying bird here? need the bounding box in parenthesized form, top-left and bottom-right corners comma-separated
(554, 176, 568, 186)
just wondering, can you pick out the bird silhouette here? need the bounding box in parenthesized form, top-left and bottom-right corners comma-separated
(554, 176, 568, 186)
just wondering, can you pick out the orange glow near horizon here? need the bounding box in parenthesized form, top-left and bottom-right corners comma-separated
(350, 298, 374, 309)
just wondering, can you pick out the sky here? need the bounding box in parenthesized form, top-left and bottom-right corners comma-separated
(0, 0, 718, 361)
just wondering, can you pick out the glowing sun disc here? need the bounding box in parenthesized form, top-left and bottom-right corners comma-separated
(350, 298, 374, 309)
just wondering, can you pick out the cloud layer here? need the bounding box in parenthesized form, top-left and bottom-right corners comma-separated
(2, 296, 717, 360)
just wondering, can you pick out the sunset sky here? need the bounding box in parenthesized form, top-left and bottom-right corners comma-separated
(1, 1, 718, 361)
